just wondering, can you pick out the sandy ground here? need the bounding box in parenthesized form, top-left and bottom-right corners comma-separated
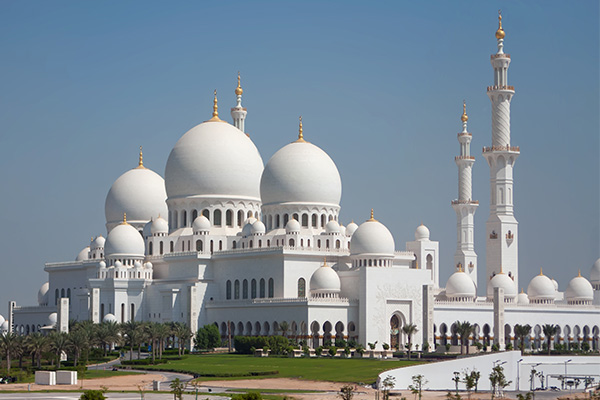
(0, 373, 166, 391)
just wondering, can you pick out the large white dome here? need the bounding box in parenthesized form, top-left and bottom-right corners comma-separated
(590, 258, 600, 284)
(105, 222, 145, 258)
(103, 313, 118, 323)
(105, 164, 167, 229)
(446, 270, 476, 299)
(350, 215, 395, 256)
(165, 121, 264, 201)
(38, 282, 49, 306)
(260, 139, 341, 207)
(527, 272, 556, 301)
(487, 272, 517, 299)
(565, 274, 594, 302)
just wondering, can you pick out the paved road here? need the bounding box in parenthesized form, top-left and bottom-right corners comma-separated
(0, 394, 228, 399)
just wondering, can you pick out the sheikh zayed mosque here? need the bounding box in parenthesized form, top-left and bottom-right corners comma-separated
(2, 14, 599, 352)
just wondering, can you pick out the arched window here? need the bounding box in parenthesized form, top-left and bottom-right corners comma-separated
(237, 210, 243, 227)
(283, 214, 289, 226)
(234, 280, 240, 299)
(67, 288, 71, 298)
(55, 289, 59, 305)
(232, 241, 237, 249)
(251, 279, 257, 299)
(160, 241, 164, 255)
(336, 240, 341, 249)
(317, 239, 321, 248)
(293, 213, 299, 221)
(61, 288, 65, 298)
(298, 278, 306, 298)
(289, 238, 295, 247)
(182, 210, 187, 227)
(312, 214, 317, 227)
(243, 279, 248, 299)
(426, 254, 433, 270)
(121, 303, 125, 323)
(219, 240, 223, 251)
(326, 239, 330, 248)
(192, 209, 198, 222)
(170, 241, 174, 252)
(226, 210, 233, 226)
(275, 214, 280, 228)
(260, 278, 266, 298)
(302, 214, 308, 227)
(196, 240, 203, 251)
(321, 214, 326, 227)
(181, 241, 185, 251)
(100, 304, 105, 320)
(202, 209, 210, 220)
(247, 211, 252, 219)
(214, 209, 222, 226)
(226, 280, 232, 300)
(307, 239, 310, 247)
(173, 211, 178, 229)
(149, 242, 153, 255)
(130, 303, 135, 321)
(210, 240, 214, 253)
(268, 278, 274, 298)
(249, 240, 253, 248)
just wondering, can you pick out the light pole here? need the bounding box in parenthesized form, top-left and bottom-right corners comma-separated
(562, 359, 572, 390)
(516, 358, 523, 391)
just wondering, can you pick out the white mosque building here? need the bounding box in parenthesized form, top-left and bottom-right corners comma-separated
(2, 14, 599, 353)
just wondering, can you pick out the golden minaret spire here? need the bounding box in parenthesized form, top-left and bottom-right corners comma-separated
(295, 116, 306, 142)
(368, 208, 377, 221)
(235, 72, 243, 96)
(461, 100, 468, 122)
(136, 146, 146, 169)
(496, 10, 505, 39)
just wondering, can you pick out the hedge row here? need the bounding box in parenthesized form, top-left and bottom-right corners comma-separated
(233, 336, 289, 354)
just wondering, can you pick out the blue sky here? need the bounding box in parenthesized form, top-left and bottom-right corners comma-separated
(0, 1, 598, 311)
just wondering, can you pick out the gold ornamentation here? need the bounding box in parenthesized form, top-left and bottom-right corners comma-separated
(295, 116, 306, 143)
(368, 208, 377, 222)
(121, 213, 128, 225)
(539, 267, 544, 276)
(135, 146, 146, 169)
(496, 10, 505, 39)
(235, 72, 243, 96)
(208, 90, 223, 122)
(461, 100, 468, 122)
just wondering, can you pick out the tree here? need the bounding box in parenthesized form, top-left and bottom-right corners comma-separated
(121, 321, 144, 361)
(402, 324, 418, 359)
(381, 375, 395, 400)
(80, 390, 106, 400)
(173, 323, 192, 356)
(462, 370, 479, 399)
(542, 324, 557, 355)
(278, 321, 290, 338)
(455, 321, 474, 355)
(194, 324, 220, 350)
(514, 324, 532, 355)
(68, 329, 89, 367)
(27, 332, 48, 369)
(145, 323, 161, 364)
(50, 331, 69, 368)
(156, 323, 171, 360)
(96, 321, 120, 357)
(169, 377, 185, 400)
(452, 371, 461, 395)
(489, 364, 511, 400)
(338, 384, 355, 400)
(408, 374, 427, 400)
(0, 332, 18, 374)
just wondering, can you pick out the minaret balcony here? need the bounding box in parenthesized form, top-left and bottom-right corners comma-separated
(482, 145, 520, 153)
(491, 53, 511, 60)
(451, 199, 479, 205)
(455, 156, 475, 161)
(487, 85, 515, 92)
(457, 132, 472, 138)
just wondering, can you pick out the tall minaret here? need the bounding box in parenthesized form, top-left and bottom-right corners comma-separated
(483, 11, 520, 290)
(452, 101, 479, 287)
(231, 72, 247, 132)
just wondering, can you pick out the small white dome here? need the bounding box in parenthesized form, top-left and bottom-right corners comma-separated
(310, 262, 341, 293)
(105, 223, 145, 258)
(487, 272, 517, 299)
(151, 216, 168, 234)
(527, 272, 556, 301)
(105, 166, 168, 228)
(325, 220, 341, 234)
(590, 258, 600, 284)
(446, 271, 476, 299)
(165, 121, 264, 202)
(91, 236, 105, 249)
(551, 278, 559, 291)
(47, 313, 58, 326)
(251, 220, 266, 235)
(565, 274, 594, 302)
(103, 313, 118, 323)
(415, 224, 430, 241)
(192, 215, 211, 232)
(99, 261, 107, 268)
(0, 315, 5, 326)
(134, 261, 142, 268)
(517, 290, 529, 304)
(260, 139, 341, 208)
(114, 261, 123, 268)
(38, 282, 49, 306)
(339, 224, 346, 236)
(241, 222, 253, 237)
(286, 219, 301, 234)
(144, 262, 153, 269)
(345, 222, 358, 237)
(75, 247, 90, 261)
(350, 216, 395, 256)
(1, 320, 9, 332)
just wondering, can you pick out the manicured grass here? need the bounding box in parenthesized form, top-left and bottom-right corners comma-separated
(81, 370, 142, 379)
(138, 354, 423, 384)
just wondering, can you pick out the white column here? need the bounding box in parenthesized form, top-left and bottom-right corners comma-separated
(91, 288, 100, 323)
(58, 298, 69, 334)
(493, 287, 505, 350)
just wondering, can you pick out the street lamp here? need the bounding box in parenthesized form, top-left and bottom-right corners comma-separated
(516, 358, 523, 391)
(562, 359, 572, 390)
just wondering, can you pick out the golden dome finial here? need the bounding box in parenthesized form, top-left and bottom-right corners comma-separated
(458, 263, 463, 272)
(135, 146, 146, 169)
(461, 100, 468, 122)
(539, 267, 544, 276)
(121, 213, 127, 225)
(495, 10, 505, 39)
(368, 208, 377, 221)
(323, 257, 328, 267)
(235, 72, 243, 96)
(578, 269, 581, 277)
(521, 287, 524, 294)
(208, 89, 222, 122)
(295, 116, 306, 142)
(499, 265, 504, 274)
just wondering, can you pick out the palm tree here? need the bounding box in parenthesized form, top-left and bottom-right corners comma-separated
(145, 323, 161, 364)
(96, 321, 121, 357)
(173, 323, 192, 356)
(68, 329, 88, 367)
(13, 335, 26, 370)
(0, 332, 18, 374)
(278, 321, 290, 338)
(456, 321, 474, 355)
(50, 331, 69, 368)
(26, 332, 48, 369)
(542, 324, 557, 355)
(514, 324, 532, 355)
(401, 323, 418, 359)
(121, 321, 143, 361)
(156, 323, 171, 360)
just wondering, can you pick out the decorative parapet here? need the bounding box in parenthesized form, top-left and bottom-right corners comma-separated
(487, 85, 515, 91)
(451, 199, 479, 205)
(482, 145, 520, 153)
(455, 156, 475, 161)
(457, 132, 472, 137)
(491, 53, 511, 59)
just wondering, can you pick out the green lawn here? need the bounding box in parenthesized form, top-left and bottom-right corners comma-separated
(138, 354, 422, 384)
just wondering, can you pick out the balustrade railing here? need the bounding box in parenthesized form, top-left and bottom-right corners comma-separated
(491, 53, 511, 59)
(482, 145, 520, 153)
(455, 156, 475, 161)
(451, 199, 479, 205)
(487, 85, 515, 91)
